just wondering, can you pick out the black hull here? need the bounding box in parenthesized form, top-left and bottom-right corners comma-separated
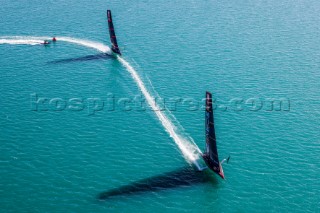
(202, 154, 224, 179)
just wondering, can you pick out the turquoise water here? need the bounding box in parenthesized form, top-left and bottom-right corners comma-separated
(1, 0, 319, 212)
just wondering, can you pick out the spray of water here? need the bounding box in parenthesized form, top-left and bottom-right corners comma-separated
(0, 36, 203, 168)
(56, 37, 111, 54)
(0, 38, 44, 45)
(117, 56, 202, 162)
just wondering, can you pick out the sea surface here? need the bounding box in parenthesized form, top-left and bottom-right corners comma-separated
(0, 0, 319, 212)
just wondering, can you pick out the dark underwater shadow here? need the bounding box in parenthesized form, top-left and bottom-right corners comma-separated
(97, 166, 218, 200)
(47, 53, 113, 64)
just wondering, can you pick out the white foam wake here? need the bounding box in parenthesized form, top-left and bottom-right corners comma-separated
(0, 36, 111, 53)
(56, 37, 111, 54)
(117, 56, 202, 165)
(0, 38, 44, 45)
(0, 36, 203, 168)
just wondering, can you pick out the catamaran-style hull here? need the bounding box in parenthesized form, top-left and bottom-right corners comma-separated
(202, 154, 225, 179)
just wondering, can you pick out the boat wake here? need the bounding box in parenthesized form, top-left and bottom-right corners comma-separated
(0, 37, 45, 45)
(0, 35, 203, 169)
(117, 56, 203, 165)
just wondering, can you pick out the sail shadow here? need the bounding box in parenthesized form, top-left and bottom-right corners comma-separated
(98, 166, 217, 200)
(47, 53, 113, 64)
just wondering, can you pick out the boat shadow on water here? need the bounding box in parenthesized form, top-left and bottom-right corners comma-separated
(97, 166, 219, 200)
(47, 53, 113, 64)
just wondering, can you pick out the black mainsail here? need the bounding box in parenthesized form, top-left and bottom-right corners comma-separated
(202, 91, 225, 179)
(107, 10, 121, 55)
